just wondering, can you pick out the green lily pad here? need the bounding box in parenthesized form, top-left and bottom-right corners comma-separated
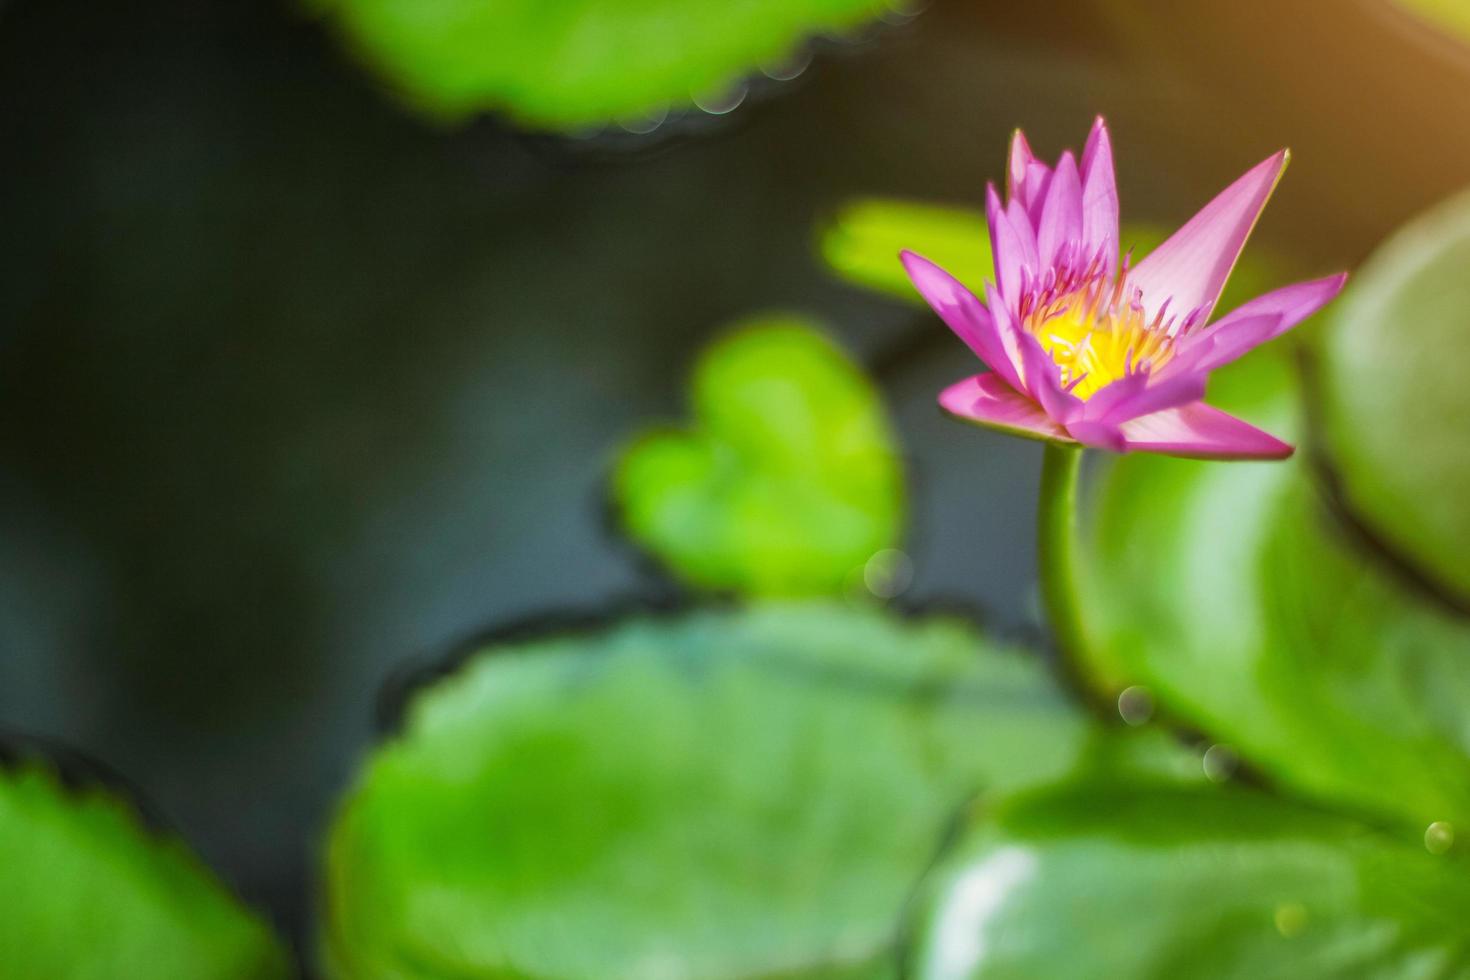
(323, 602, 1093, 980)
(309, 0, 888, 128)
(1315, 187, 1470, 605)
(0, 761, 290, 980)
(905, 775, 1470, 980)
(820, 200, 997, 301)
(612, 318, 904, 597)
(1078, 347, 1470, 835)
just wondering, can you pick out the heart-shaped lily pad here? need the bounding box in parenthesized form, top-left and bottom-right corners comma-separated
(905, 773, 1470, 979)
(0, 759, 290, 980)
(309, 0, 889, 129)
(323, 602, 1094, 980)
(1076, 346, 1470, 835)
(612, 317, 904, 597)
(1314, 187, 1470, 606)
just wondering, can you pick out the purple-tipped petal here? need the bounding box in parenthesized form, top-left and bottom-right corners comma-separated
(939, 372, 1075, 444)
(1214, 271, 1349, 327)
(1080, 116, 1119, 274)
(1174, 272, 1349, 373)
(1063, 363, 1205, 452)
(1063, 418, 1127, 452)
(987, 184, 1030, 303)
(1082, 368, 1207, 425)
(1021, 162, 1053, 224)
(1128, 150, 1290, 324)
(901, 250, 1024, 391)
(982, 282, 1029, 389)
(1118, 401, 1294, 459)
(1037, 151, 1083, 269)
(1080, 116, 1109, 176)
(1015, 329, 1084, 425)
(1005, 196, 1040, 271)
(1076, 370, 1147, 421)
(1008, 130, 1053, 221)
(1007, 129, 1036, 203)
(1166, 313, 1283, 377)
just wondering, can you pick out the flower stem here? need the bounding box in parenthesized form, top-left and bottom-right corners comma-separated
(1037, 442, 1106, 717)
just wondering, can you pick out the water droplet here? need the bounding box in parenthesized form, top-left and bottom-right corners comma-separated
(1274, 902, 1307, 937)
(566, 124, 606, 141)
(1426, 821, 1455, 855)
(1202, 744, 1238, 783)
(879, 0, 929, 23)
(863, 548, 913, 599)
(1116, 686, 1153, 726)
(692, 83, 748, 116)
(843, 564, 874, 606)
(618, 106, 668, 135)
(761, 47, 814, 81)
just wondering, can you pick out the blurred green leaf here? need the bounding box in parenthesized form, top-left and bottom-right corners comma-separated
(310, 0, 888, 128)
(324, 602, 1094, 980)
(0, 762, 290, 980)
(905, 775, 1470, 980)
(1315, 187, 1470, 605)
(821, 200, 996, 301)
(1078, 347, 1470, 834)
(818, 200, 1277, 313)
(613, 317, 904, 597)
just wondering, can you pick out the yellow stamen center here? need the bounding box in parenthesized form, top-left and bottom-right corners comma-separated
(1027, 289, 1177, 400)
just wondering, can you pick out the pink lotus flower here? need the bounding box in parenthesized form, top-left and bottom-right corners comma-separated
(902, 118, 1347, 459)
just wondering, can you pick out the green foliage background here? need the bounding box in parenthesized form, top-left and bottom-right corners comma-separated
(0, 764, 289, 980)
(311, 0, 892, 127)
